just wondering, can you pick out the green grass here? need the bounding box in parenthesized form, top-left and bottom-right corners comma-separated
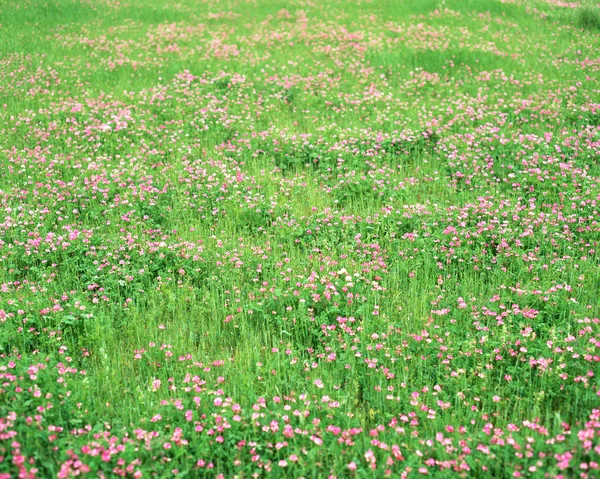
(0, 0, 599, 477)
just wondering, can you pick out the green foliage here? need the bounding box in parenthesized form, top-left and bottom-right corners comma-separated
(0, 0, 599, 477)
(577, 4, 600, 31)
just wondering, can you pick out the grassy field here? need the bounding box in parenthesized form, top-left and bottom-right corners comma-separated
(0, 0, 599, 477)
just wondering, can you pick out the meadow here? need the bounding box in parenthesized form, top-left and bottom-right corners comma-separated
(0, 0, 599, 477)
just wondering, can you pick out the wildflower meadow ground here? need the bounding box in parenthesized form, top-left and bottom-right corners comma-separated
(0, 0, 599, 477)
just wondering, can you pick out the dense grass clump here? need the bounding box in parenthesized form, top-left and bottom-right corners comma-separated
(0, 0, 599, 477)
(577, 4, 600, 31)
